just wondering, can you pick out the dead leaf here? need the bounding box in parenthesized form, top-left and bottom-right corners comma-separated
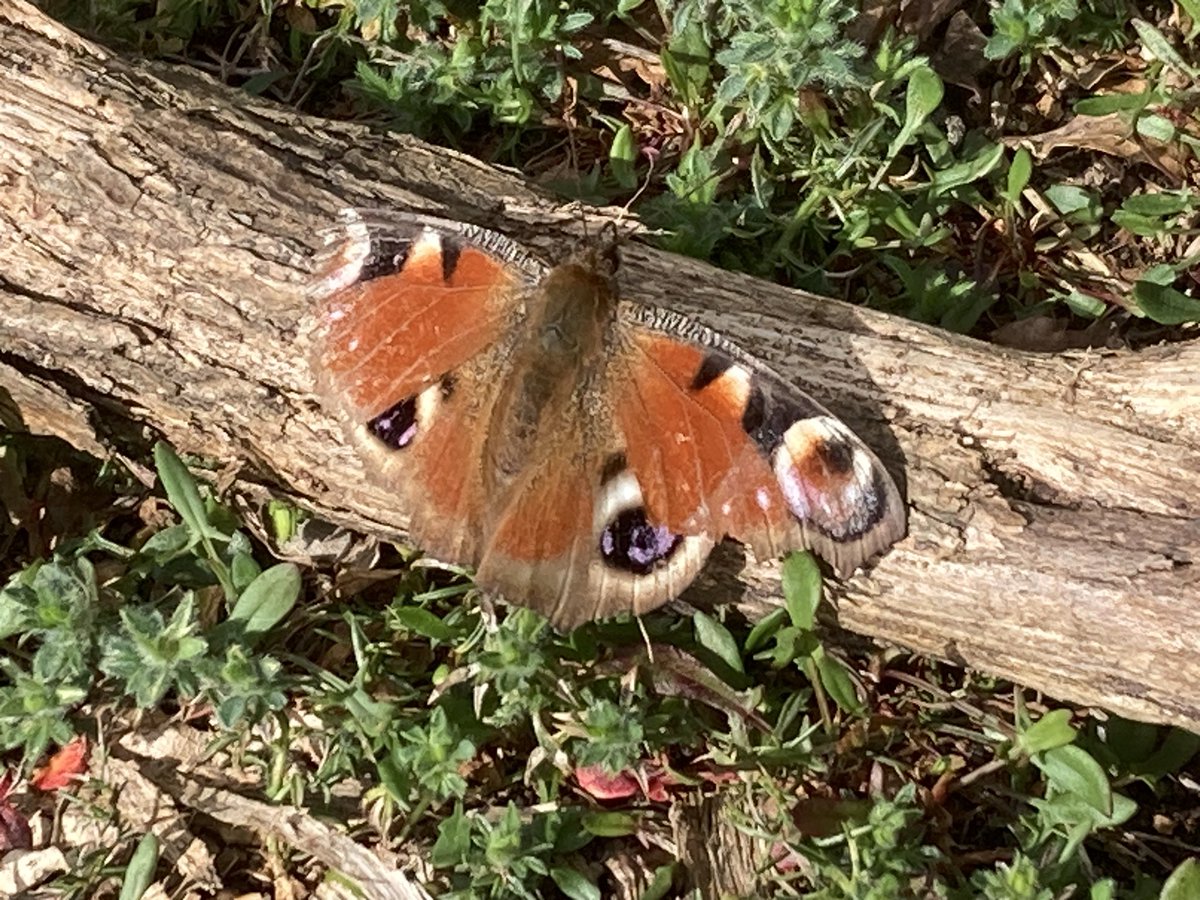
(932, 11, 989, 98)
(900, 0, 967, 40)
(0, 847, 69, 894)
(1006, 112, 1140, 158)
(651, 646, 772, 732)
(992, 315, 1121, 352)
(791, 795, 873, 838)
(1005, 112, 1186, 180)
(0, 771, 32, 853)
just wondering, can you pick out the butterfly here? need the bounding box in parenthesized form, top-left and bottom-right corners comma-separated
(308, 211, 905, 629)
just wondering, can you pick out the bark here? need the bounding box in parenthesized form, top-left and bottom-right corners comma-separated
(1, 1, 1198, 735)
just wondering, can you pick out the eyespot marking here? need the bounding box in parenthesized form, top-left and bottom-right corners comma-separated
(367, 396, 419, 449)
(690, 352, 734, 391)
(440, 236, 463, 282)
(773, 418, 890, 541)
(599, 508, 683, 575)
(744, 389, 825, 454)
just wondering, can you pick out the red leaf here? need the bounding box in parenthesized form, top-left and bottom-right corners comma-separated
(643, 770, 671, 802)
(0, 770, 32, 852)
(31, 735, 89, 791)
(575, 763, 684, 802)
(574, 765, 640, 800)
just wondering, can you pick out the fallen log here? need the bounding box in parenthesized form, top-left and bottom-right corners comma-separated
(1, 1, 1197, 731)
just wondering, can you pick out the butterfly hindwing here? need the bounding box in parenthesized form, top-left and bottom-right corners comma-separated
(618, 308, 906, 577)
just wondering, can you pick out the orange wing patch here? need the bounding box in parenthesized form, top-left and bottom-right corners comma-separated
(318, 234, 517, 416)
(619, 335, 791, 548)
(487, 461, 594, 561)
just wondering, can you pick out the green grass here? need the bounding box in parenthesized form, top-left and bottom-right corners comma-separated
(3, 434, 1199, 896)
(6, 0, 1200, 896)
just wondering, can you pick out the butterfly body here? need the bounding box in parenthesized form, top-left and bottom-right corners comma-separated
(310, 212, 905, 627)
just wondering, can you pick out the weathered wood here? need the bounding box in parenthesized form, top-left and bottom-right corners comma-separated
(1, 2, 1197, 731)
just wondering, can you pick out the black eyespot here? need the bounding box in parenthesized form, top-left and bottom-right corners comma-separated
(599, 508, 682, 575)
(820, 439, 855, 475)
(741, 384, 766, 436)
(744, 389, 824, 454)
(367, 396, 419, 449)
(439, 373, 457, 400)
(690, 352, 734, 391)
(360, 237, 412, 281)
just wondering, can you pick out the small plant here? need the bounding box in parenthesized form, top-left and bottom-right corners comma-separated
(0, 443, 299, 765)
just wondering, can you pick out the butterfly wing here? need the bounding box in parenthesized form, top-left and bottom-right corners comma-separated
(475, 429, 714, 628)
(615, 305, 906, 578)
(309, 212, 544, 565)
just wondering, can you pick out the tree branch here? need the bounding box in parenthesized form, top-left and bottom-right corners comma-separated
(1, 1, 1197, 731)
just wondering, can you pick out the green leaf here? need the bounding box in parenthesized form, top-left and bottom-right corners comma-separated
(229, 552, 261, 592)
(661, 22, 710, 108)
(561, 11, 593, 32)
(930, 142, 1004, 196)
(392, 606, 458, 642)
(227, 563, 300, 640)
(430, 804, 471, 868)
(1138, 728, 1200, 778)
(1112, 211, 1167, 237)
(550, 868, 601, 900)
(1061, 289, 1107, 318)
(267, 500, 298, 544)
(781, 552, 822, 630)
(693, 612, 744, 673)
(153, 443, 223, 543)
(582, 810, 640, 837)
(1140, 263, 1176, 285)
(1019, 708, 1077, 755)
(1003, 148, 1032, 204)
(887, 65, 943, 157)
(1075, 92, 1156, 115)
(118, 832, 160, 900)
(1179, 0, 1200, 38)
(743, 607, 787, 654)
(813, 648, 864, 715)
(639, 863, 676, 900)
(1132, 18, 1200, 78)
(1162, 858, 1200, 900)
(610, 123, 638, 189)
(1035, 745, 1113, 816)
(1044, 184, 1098, 217)
(1136, 113, 1177, 142)
(139, 523, 193, 561)
(1121, 191, 1192, 216)
(1132, 280, 1200, 325)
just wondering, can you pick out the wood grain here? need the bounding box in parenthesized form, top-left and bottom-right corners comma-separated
(1, 1, 1197, 731)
